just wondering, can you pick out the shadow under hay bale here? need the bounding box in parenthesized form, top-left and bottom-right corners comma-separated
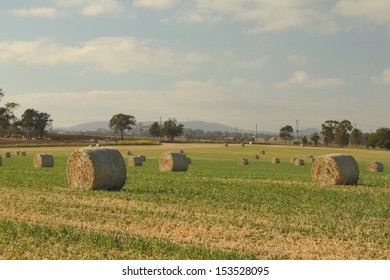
(33, 154, 54, 168)
(367, 161, 384, 172)
(67, 147, 126, 191)
(311, 154, 359, 185)
(128, 156, 143, 167)
(238, 158, 249, 165)
(159, 152, 189, 172)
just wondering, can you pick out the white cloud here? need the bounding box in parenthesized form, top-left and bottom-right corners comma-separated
(372, 67, 390, 85)
(56, 0, 124, 16)
(133, 0, 178, 9)
(234, 56, 268, 69)
(230, 78, 263, 89)
(277, 71, 344, 89)
(7, 8, 67, 18)
(0, 37, 210, 74)
(287, 53, 309, 66)
(335, 0, 390, 25)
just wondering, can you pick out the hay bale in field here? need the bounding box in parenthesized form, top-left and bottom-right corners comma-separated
(307, 155, 314, 159)
(241, 143, 245, 147)
(238, 158, 249, 165)
(179, 149, 184, 153)
(224, 143, 228, 147)
(272, 158, 280, 164)
(311, 154, 359, 185)
(254, 154, 259, 160)
(5, 152, 11, 158)
(16, 151, 21, 156)
(260, 150, 266, 155)
(294, 158, 305, 166)
(159, 152, 189, 172)
(67, 147, 126, 191)
(21, 151, 26, 156)
(33, 154, 54, 168)
(367, 161, 384, 172)
(139, 155, 146, 161)
(128, 156, 143, 167)
(126, 150, 133, 156)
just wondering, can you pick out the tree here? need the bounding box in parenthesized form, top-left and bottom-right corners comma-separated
(21, 109, 53, 139)
(279, 125, 294, 144)
(321, 120, 338, 146)
(109, 113, 136, 140)
(335, 120, 353, 147)
(162, 118, 184, 141)
(301, 135, 308, 146)
(350, 128, 363, 147)
(310, 132, 320, 146)
(367, 128, 390, 149)
(149, 121, 161, 140)
(0, 89, 20, 138)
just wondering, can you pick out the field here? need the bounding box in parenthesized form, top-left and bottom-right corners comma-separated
(0, 143, 389, 260)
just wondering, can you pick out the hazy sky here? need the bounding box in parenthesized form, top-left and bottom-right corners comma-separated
(1, 0, 390, 132)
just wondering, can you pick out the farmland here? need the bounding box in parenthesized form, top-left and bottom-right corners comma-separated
(0, 143, 389, 260)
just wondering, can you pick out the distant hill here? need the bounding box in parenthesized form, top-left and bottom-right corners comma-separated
(60, 121, 109, 131)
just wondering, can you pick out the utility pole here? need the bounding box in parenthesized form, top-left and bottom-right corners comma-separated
(296, 120, 300, 144)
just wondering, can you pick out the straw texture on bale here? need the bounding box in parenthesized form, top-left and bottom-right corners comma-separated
(33, 154, 54, 168)
(159, 152, 189, 172)
(5, 152, 11, 158)
(238, 158, 249, 165)
(294, 158, 305, 166)
(311, 154, 359, 185)
(367, 161, 384, 172)
(272, 158, 280, 164)
(67, 147, 126, 190)
(128, 156, 143, 167)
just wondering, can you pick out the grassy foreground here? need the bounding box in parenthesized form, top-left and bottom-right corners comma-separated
(0, 143, 389, 259)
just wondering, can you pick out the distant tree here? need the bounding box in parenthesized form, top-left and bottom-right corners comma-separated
(310, 132, 320, 146)
(335, 120, 353, 147)
(367, 128, 390, 149)
(321, 120, 338, 146)
(149, 121, 161, 140)
(350, 128, 363, 147)
(301, 135, 308, 146)
(109, 113, 136, 140)
(162, 118, 184, 141)
(21, 109, 53, 139)
(279, 125, 294, 144)
(0, 89, 20, 138)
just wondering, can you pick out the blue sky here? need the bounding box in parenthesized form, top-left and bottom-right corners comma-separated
(1, 0, 390, 132)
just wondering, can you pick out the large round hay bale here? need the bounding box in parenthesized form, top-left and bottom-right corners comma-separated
(311, 154, 359, 185)
(128, 156, 143, 167)
(272, 158, 280, 164)
(159, 152, 189, 172)
(367, 161, 384, 172)
(238, 158, 249, 165)
(67, 147, 126, 190)
(33, 154, 54, 168)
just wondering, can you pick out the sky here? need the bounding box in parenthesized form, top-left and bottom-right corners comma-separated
(1, 0, 390, 132)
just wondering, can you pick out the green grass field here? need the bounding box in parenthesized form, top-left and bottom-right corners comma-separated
(0, 143, 389, 259)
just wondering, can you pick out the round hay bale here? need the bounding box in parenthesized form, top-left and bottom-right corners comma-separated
(290, 157, 298, 163)
(241, 143, 245, 147)
(179, 149, 184, 153)
(367, 161, 384, 172)
(224, 143, 228, 147)
(294, 158, 305, 166)
(5, 152, 11, 158)
(159, 152, 189, 172)
(67, 147, 126, 191)
(33, 154, 54, 168)
(139, 155, 146, 161)
(311, 154, 359, 185)
(307, 155, 314, 159)
(238, 158, 249, 165)
(254, 154, 259, 160)
(16, 151, 21, 156)
(260, 150, 266, 155)
(128, 156, 143, 167)
(272, 158, 280, 164)
(127, 150, 133, 156)
(21, 151, 26, 156)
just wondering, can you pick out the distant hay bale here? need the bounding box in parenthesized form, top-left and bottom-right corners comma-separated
(290, 157, 298, 163)
(179, 149, 184, 153)
(238, 158, 249, 165)
(128, 156, 143, 167)
(5, 152, 11, 158)
(21, 151, 26, 156)
(159, 152, 189, 172)
(33, 154, 54, 168)
(241, 143, 245, 147)
(260, 150, 266, 155)
(139, 155, 146, 161)
(127, 150, 133, 156)
(307, 155, 314, 159)
(367, 161, 384, 172)
(67, 147, 126, 191)
(16, 151, 21, 156)
(294, 158, 305, 166)
(311, 154, 359, 185)
(224, 143, 228, 147)
(254, 154, 259, 160)
(272, 158, 280, 164)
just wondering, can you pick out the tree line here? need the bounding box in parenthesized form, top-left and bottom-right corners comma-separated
(0, 89, 52, 140)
